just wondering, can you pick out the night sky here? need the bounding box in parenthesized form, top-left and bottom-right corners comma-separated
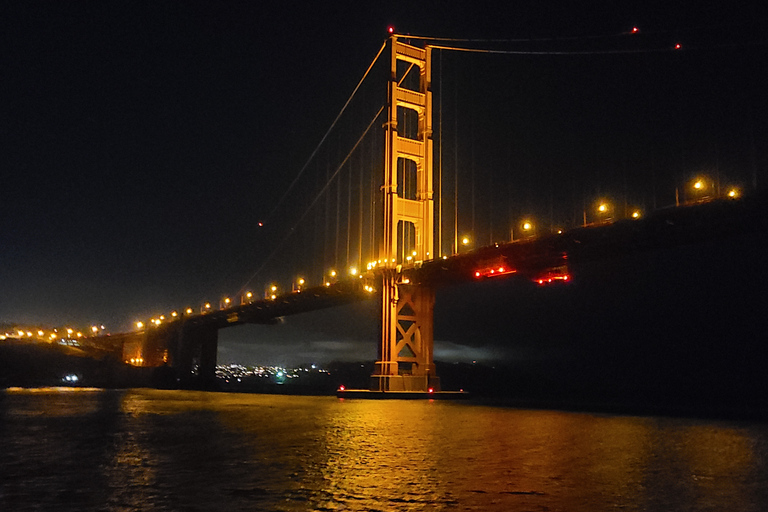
(3, 1, 767, 367)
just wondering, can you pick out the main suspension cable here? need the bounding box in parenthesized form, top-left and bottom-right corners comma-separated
(238, 106, 385, 293)
(262, 40, 387, 226)
(429, 43, 678, 55)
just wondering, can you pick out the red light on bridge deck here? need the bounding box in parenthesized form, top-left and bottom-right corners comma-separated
(428, 387, 434, 393)
(338, 385, 345, 391)
(476, 266, 517, 278)
(536, 273, 570, 285)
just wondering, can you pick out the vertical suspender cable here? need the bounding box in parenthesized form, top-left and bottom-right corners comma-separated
(453, 63, 459, 255)
(358, 139, 363, 267)
(489, 166, 494, 245)
(369, 134, 375, 263)
(335, 144, 340, 269)
(438, 49, 443, 257)
(470, 59, 475, 240)
(324, 155, 330, 277)
(346, 146, 352, 267)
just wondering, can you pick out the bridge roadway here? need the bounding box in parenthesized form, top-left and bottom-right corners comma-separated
(83, 192, 768, 387)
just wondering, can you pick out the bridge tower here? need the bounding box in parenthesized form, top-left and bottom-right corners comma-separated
(371, 36, 439, 392)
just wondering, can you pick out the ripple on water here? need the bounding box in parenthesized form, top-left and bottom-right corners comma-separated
(2, 389, 768, 511)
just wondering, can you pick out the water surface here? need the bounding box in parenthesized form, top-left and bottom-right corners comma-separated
(2, 388, 767, 511)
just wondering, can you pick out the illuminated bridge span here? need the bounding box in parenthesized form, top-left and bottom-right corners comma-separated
(95, 192, 764, 389)
(79, 33, 762, 391)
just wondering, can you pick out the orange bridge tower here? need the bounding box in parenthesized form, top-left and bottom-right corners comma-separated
(371, 36, 439, 392)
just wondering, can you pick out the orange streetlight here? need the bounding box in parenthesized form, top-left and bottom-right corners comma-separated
(690, 176, 714, 202)
(596, 201, 613, 222)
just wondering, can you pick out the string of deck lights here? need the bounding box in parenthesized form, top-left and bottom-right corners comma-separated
(121, 180, 742, 333)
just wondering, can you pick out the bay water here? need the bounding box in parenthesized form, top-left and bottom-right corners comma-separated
(2, 388, 767, 511)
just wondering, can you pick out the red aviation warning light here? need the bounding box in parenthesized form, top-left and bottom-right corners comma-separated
(387, 26, 395, 34)
(674, 43, 682, 50)
(631, 27, 639, 33)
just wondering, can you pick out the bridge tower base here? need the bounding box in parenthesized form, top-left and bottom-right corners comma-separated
(175, 322, 219, 389)
(371, 274, 440, 392)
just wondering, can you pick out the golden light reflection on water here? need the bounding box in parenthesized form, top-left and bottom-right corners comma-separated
(318, 399, 453, 509)
(3, 389, 767, 511)
(5, 386, 106, 417)
(669, 424, 759, 509)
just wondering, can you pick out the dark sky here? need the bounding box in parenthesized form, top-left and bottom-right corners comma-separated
(2, 1, 767, 366)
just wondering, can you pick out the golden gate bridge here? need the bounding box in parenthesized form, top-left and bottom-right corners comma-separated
(6, 31, 763, 394)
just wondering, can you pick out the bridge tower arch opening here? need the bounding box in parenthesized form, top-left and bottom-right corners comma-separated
(372, 36, 439, 392)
